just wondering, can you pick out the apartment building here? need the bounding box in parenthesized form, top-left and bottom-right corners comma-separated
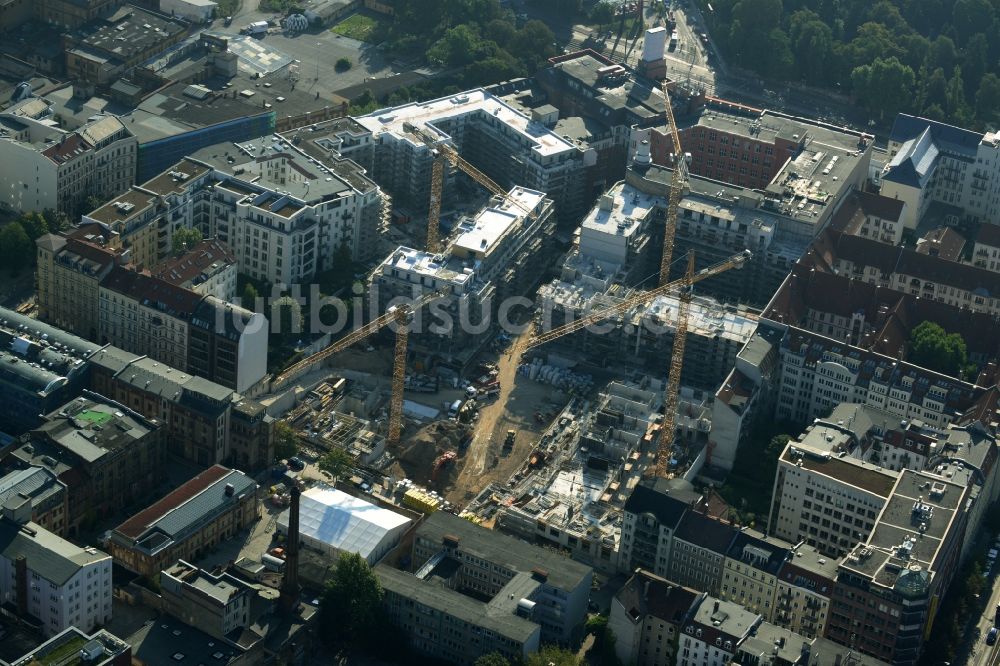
(826, 471, 968, 665)
(6, 392, 166, 537)
(971, 223, 1000, 271)
(667, 511, 738, 596)
(410, 511, 592, 646)
(229, 399, 274, 473)
(84, 145, 384, 282)
(678, 597, 761, 666)
(882, 115, 1000, 229)
(618, 478, 698, 578)
(773, 544, 837, 639)
(370, 188, 554, 367)
(36, 231, 127, 342)
(720, 530, 790, 621)
(98, 265, 267, 393)
(355, 89, 590, 225)
(83, 160, 215, 268)
(160, 560, 254, 642)
(609, 570, 701, 666)
(108, 465, 258, 577)
(154, 239, 237, 301)
(0, 516, 112, 637)
(0, 467, 67, 537)
(828, 191, 907, 245)
(63, 6, 187, 86)
(0, 113, 136, 214)
(99, 265, 199, 371)
(88, 347, 249, 466)
(0, 306, 100, 435)
(768, 434, 896, 557)
(821, 228, 1000, 317)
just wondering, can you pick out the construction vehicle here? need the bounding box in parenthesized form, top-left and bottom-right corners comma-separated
(272, 291, 443, 445)
(503, 429, 516, 454)
(406, 123, 539, 254)
(432, 451, 457, 481)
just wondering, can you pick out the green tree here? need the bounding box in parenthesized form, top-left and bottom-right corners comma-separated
(962, 33, 989, 98)
(274, 420, 299, 461)
(335, 57, 352, 71)
(17, 211, 48, 241)
(908, 321, 968, 377)
(474, 652, 511, 666)
(945, 66, 969, 122)
(789, 11, 833, 82)
(975, 73, 1000, 125)
(172, 227, 202, 255)
(851, 57, 915, 119)
(952, 0, 995, 43)
(319, 552, 384, 647)
(427, 24, 483, 66)
(0, 222, 32, 275)
(318, 446, 353, 480)
(526, 646, 580, 666)
(921, 67, 949, 114)
(924, 35, 957, 74)
(272, 295, 303, 343)
(242, 283, 259, 312)
(590, 2, 614, 27)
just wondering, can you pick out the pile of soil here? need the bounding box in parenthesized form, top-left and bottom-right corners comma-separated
(390, 420, 467, 486)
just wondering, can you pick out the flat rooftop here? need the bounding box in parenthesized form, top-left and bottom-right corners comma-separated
(74, 6, 186, 61)
(840, 470, 966, 591)
(782, 444, 897, 498)
(190, 139, 354, 203)
(378, 246, 475, 289)
(376, 564, 539, 643)
(581, 180, 658, 239)
(452, 187, 546, 257)
(416, 511, 592, 592)
(355, 88, 578, 158)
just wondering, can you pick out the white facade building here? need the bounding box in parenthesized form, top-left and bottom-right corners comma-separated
(0, 113, 136, 215)
(0, 518, 112, 637)
(883, 115, 1000, 229)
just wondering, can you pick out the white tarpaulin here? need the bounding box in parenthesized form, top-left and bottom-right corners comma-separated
(277, 485, 411, 564)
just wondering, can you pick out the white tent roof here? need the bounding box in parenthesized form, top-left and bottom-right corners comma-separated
(279, 485, 411, 560)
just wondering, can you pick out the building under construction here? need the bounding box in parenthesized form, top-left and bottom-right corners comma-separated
(369, 187, 556, 369)
(485, 377, 715, 573)
(284, 379, 387, 466)
(354, 89, 592, 225)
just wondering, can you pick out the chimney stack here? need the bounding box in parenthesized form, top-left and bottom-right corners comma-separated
(280, 485, 301, 614)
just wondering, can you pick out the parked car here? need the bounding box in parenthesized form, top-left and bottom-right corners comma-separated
(987, 627, 998, 645)
(288, 457, 305, 471)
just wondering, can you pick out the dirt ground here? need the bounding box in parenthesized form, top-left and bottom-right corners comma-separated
(444, 328, 568, 505)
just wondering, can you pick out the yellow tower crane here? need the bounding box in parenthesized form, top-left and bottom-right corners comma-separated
(659, 78, 687, 287)
(410, 123, 538, 254)
(272, 291, 441, 445)
(524, 251, 750, 478)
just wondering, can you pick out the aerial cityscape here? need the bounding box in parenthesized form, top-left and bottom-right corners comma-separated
(0, 0, 999, 665)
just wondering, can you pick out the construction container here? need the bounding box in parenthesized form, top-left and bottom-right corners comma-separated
(403, 487, 441, 514)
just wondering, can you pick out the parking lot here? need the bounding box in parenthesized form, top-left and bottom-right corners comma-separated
(212, 9, 394, 99)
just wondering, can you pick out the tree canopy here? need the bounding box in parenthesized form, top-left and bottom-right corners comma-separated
(274, 420, 299, 461)
(319, 552, 384, 647)
(908, 321, 969, 378)
(318, 447, 353, 480)
(172, 227, 203, 255)
(700, 0, 1000, 128)
(525, 646, 580, 666)
(379, 0, 558, 88)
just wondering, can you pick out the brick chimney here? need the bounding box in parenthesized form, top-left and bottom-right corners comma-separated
(280, 485, 301, 614)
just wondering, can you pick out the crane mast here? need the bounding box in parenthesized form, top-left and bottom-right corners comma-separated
(659, 78, 687, 287)
(412, 123, 538, 255)
(272, 291, 441, 445)
(655, 251, 694, 478)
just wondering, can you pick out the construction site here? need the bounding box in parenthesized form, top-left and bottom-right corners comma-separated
(256, 71, 755, 562)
